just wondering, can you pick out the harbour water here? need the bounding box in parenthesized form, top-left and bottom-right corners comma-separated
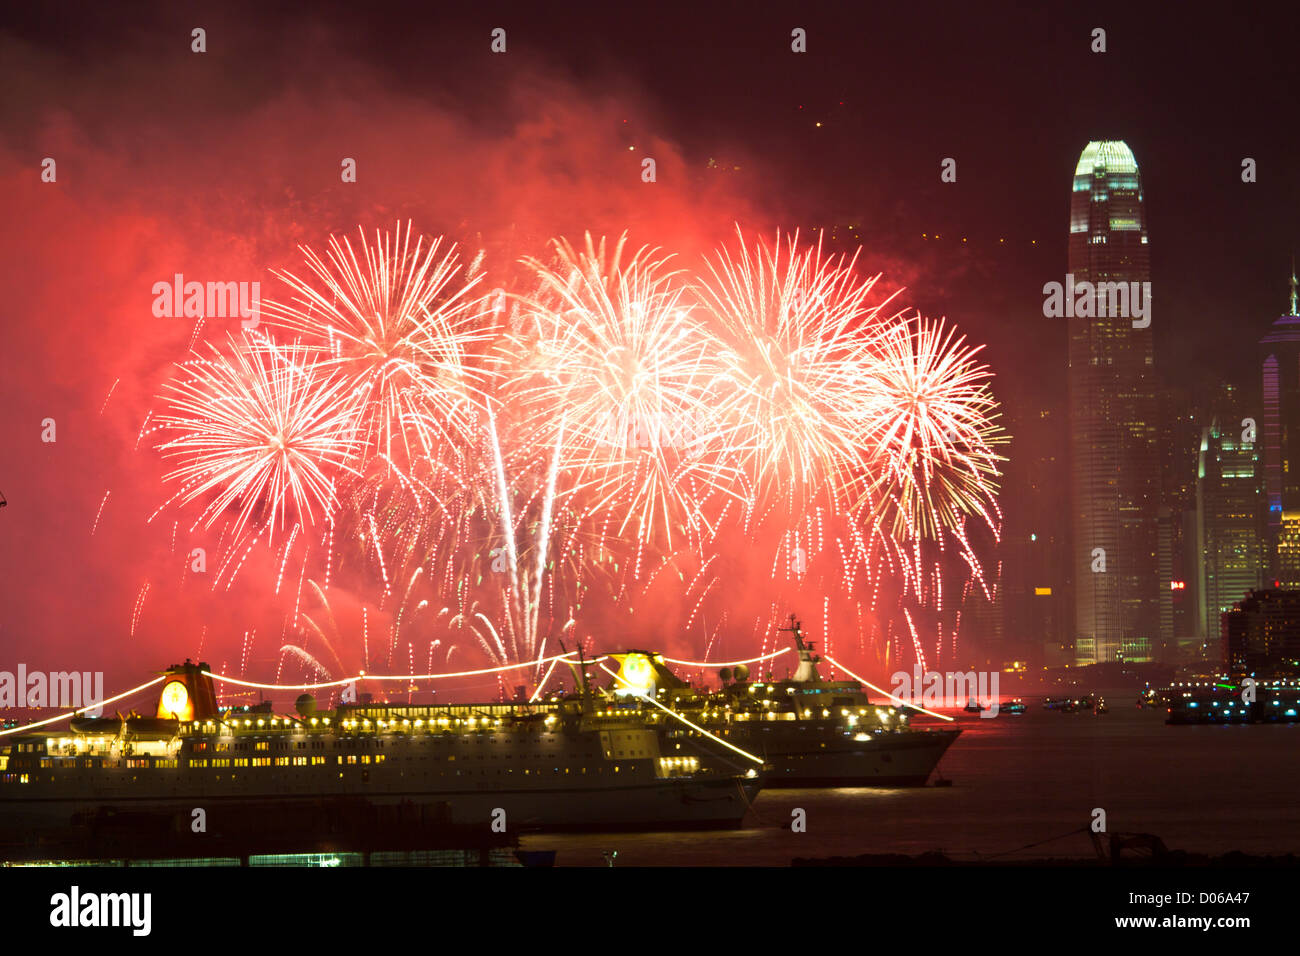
(521, 696, 1300, 865)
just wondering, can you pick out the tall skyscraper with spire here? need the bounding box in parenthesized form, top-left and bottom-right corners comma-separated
(1066, 141, 1161, 664)
(1259, 264, 1300, 579)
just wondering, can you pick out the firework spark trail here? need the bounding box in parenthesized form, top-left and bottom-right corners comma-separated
(187, 316, 206, 353)
(280, 644, 331, 680)
(390, 566, 425, 660)
(274, 523, 300, 594)
(134, 411, 153, 452)
(129, 581, 150, 637)
(530, 419, 564, 660)
(902, 607, 926, 673)
(99, 379, 119, 416)
(90, 490, 111, 536)
(240, 629, 255, 676)
(364, 512, 391, 594)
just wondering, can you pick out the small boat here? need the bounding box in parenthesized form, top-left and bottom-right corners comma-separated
(1094, 697, 1109, 715)
(1001, 698, 1026, 715)
(963, 699, 984, 714)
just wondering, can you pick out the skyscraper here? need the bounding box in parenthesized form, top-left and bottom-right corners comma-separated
(1195, 388, 1265, 642)
(1000, 404, 1071, 665)
(1222, 589, 1300, 677)
(1066, 141, 1161, 664)
(1259, 268, 1300, 578)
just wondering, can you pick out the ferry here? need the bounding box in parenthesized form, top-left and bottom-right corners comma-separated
(600, 617, 961, 787)
(1165, 680, 1300, 724)
(0, 660, 763, 846)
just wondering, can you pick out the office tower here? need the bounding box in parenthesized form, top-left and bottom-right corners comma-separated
(1195, 392, 1265, 641)
(1260, 268, 1300, 577)
(1156, 385, 1202, 660)
(1222, 589, 1300, 677)
(1066, 141, 1160, 664)
(1000, 404, 1070, 665)
(1277, 513, 1300, 587)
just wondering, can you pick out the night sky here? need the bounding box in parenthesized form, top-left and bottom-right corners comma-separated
(1, 2, 1297, 687)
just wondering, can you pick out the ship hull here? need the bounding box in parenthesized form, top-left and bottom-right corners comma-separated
(690, 726, 961, 788)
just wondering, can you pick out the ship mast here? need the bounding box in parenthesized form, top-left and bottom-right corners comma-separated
(779, 614, 822, 683)
(558, 640, 596, 716)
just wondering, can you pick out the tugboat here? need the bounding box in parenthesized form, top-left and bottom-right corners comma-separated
(601, 617, 962, 788)
(0, 659, 763, 850)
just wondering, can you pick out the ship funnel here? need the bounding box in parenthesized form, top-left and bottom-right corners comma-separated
(155, 661, 219, 721)
(607, 651, 688, 693)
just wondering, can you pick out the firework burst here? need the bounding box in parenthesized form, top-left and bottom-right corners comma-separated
(155, 333, 360, 544)
(858, 315, 1004, 539)
(507, 232, 735, 548)
(261, 221, 494, 474)
(697, 228, 899, 515)
(151, 223, 1006, 677)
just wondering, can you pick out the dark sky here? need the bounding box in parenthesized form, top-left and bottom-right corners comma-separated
(1, 1, 1296, 686)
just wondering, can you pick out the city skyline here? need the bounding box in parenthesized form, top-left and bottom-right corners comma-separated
(1, 4, 1297, 685)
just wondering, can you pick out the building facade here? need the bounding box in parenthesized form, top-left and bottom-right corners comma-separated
(999, 403, 1071, 665)
(1066, 140, 1161, 664)
(1259, 271, 1300, 578)
(1196, 404, 1265, 640)
(1222, 588, 1300, 677)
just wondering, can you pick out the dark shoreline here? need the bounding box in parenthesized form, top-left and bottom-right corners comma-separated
(794, 850, 1300, 867)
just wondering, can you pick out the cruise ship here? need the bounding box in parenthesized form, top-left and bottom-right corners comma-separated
(598, 618, 961, 787)
(0, 660, 762, 847)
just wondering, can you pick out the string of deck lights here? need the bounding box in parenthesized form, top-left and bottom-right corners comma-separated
(823, 654, 953, 722)
(0, 649, 797, 738)
(206, 654, 570, 691)
(0, 676, 168, 738)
